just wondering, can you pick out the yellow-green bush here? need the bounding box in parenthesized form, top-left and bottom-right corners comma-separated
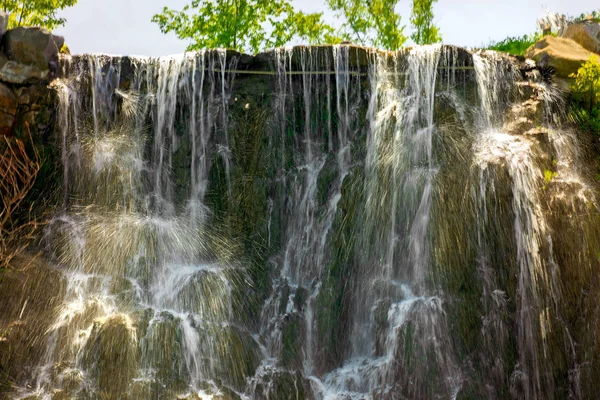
(570, 56, 600, 110)
(569, 56, 600, 134)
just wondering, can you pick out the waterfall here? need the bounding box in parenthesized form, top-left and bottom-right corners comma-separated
(9, 44, 600, 400)
(21, 51, 251, 399)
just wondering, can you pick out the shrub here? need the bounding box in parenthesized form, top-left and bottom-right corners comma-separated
(570, 56, 600, 110)
(569, 56, 600, 135)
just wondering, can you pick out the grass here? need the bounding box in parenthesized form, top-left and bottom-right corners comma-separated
(484, 33, 541, 56)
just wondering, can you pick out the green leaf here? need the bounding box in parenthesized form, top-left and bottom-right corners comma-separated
(4, 0, 78, 29)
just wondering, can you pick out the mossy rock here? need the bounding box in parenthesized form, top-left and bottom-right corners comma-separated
(0, 254, 65, 393)
(141, 312, 189, 392)
(80, 314, 140, 397)
(253, 370, 309, 400)
(281, 312, 305, 370)
(214, 326, 261, 390)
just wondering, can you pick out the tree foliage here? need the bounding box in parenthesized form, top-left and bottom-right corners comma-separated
(410, 0, 441, 45)
(152, 0, 341, 53)
(153, 0, 448, 52)
(326, 0, 406, 50)
(2, 0, 78, 30)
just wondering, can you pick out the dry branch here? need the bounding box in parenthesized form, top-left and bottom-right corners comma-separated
(0, 124, 41, 269)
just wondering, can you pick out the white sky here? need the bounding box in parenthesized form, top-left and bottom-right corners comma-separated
(52, 0, 598, 57)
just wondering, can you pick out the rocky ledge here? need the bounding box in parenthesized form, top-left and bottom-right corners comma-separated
(0, 21, 62, 139)
(526, 21, 600, 78)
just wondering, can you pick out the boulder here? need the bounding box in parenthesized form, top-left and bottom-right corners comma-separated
(0, 81, 16, 135)
(2, 27, 64, 70)
(563, 22, 600, 54)
(81, 314, 139, 398)
(0, 54, 49, 84)
(525, 36, 599, 78)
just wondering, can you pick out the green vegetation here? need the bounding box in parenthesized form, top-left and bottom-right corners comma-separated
(326, 0, 406, 49)
(569, 56, 600, 135)
(486, 33, 541, 56)
(410, 0, 441, 45)
(485, 8, 600, 56)
(570, 56, 600, 111)
(543, 169, 558, 189)
(2, 0, 78, 29)
(152, 0, 340, 53)
(153, 0, 443, 52)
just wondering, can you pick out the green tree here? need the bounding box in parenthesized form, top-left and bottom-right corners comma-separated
(2, 0, 78, 30)
(152, 0, 341, 53)
(410, 0, 441, 45)
(326, 0, 406, 50)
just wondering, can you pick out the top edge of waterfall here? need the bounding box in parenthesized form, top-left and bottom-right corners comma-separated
(56, 43, 536, 77)
(58, 43, 513, 62)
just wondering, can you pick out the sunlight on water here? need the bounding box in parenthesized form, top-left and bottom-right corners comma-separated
(11, 43, 600, 400)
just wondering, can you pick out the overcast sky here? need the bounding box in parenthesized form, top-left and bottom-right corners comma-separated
(52, 0, 598, 57)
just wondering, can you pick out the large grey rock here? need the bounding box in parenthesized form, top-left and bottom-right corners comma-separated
(2, 27, 64, 70)
(564, 22, 600, 54)
(0, 54, 49, 84)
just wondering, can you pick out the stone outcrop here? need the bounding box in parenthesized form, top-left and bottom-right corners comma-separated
(525, 35, 598, 78)
(0, 26, 59, 139)
(2, 27, 64, 70)
(564, 22, 600, 54)
(0, 55, 49, 84)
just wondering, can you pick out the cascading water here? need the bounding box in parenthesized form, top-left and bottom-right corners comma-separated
(20, 51, 253, 400)
(472, 51, 562, 399)
(8, 43, 600, 400)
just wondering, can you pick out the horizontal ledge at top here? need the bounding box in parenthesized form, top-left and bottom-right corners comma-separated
(200, 66, 477, 76)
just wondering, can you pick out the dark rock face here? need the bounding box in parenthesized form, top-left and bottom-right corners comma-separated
(0, 81, 16, 135)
